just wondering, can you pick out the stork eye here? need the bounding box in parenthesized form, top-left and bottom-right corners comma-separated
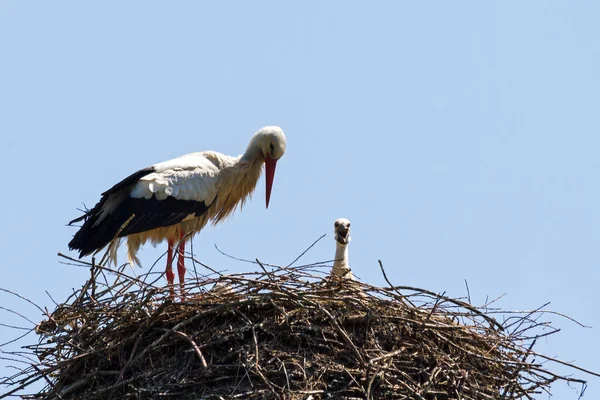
(347, 223, 351, 227)
(269, 142, 275, 155)
(334, 221, 340, 228)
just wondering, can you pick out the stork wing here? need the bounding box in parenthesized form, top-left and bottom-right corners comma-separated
(130, 153, 220, 203)
(69, 152, 221, 257)
(119, 153, 220, 236)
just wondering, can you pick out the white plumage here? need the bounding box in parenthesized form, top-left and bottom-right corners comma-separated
(332, 218, 354, 281)
(130, 153, 220, 202)
(329, 218, 366, 297)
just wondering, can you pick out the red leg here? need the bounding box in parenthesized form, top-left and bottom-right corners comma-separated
(166, 239, 175, 299)
(177, 232, 186, 298)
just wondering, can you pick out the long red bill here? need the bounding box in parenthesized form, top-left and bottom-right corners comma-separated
(265, 157, 278, 208)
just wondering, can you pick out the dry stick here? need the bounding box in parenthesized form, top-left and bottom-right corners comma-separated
(214, 244, 279, 268)
(232, 389, 271, 398)
(0, 323, 29, 331)
(464, 279, 471, 304)
(6, 348, 114, 397)
(292, 259, 336, 269)
(76, 375, 143, 400)
(0, 288, 45, 314)
(73, 270, 95, 306)
(143, 248, 173, 288)
(54, 377, 91, 399)
(365, 362, 382, 400)
(377, 260, 416, 308)
(118, 296, 169, 379)
(0, 355, 33, 366)
(252, 325, 260, 366)
(52, 371, 120, 400)
(286, 233, 326, 267)
(125, 301, 250, 371)
(313, 302, 366, 367)
(253, 365, 281, 399)
(57, 253, 152, 289)
(0, 306, 36, 328)
(342, 368, 367, 398)
(526, 366, 586, 387)
(379, 265, 504, 331)
(0, 332, 36, 356)
(256, 258, 274, 283)
(394, 377, 427, 400)
(278, 357, 291, 392)
(111, 263, 142, 298)
(527, 351, 600, 379)
(188, 239, 199, 282)
(189, 256, 223, 276)
(171, 330, 208, 368)
(0, 372, 49, 399)
(368, 348, 406, 365)
(424, 291, 446, 326)
(494, 307, 588, 329)
(90, 257, 97, 301)
(29, 365, 58, 399)
(502, 338, 537, 399)
(44, 291, 59, 309)
(479, 292, 507, 311)
(436, 332, 541, 368)
(507, 302, 552, 338)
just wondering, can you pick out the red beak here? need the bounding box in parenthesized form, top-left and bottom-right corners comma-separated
(265, 156, 278, 208)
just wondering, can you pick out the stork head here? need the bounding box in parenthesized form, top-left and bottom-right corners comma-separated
(246, 126, 287, 208)
(334, 218, 351, 245)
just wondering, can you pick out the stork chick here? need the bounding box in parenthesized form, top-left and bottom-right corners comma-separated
(68, 126, 286, 299)
(211, 280, 234, 296)
(332, 218, 354, 281)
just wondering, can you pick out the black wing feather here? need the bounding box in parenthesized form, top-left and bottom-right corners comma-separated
(68, 166, 210, 258)
(102, 167, 155, 196)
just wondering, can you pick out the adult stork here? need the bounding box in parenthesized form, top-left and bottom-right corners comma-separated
(68, 126, 287, 297)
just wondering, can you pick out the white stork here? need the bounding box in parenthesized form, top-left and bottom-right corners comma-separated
(332, 218, 354, 281)
(68, 126, 287, 297)
(330, 218, 366, 297)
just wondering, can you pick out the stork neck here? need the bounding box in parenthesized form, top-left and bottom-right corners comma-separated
(240, 135, 266, 164)
(235, 151, 265, 183)
(332, 242, 350, 278)
(240, 149, 257, 162)
(210, 152, 265, 223)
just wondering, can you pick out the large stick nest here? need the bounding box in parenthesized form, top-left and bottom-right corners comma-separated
(1, 253, 594, 399)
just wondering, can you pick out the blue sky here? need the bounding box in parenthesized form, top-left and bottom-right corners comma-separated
(1, 2, 599, 398)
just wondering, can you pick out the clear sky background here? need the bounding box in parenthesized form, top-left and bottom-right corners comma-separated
(1, 2, 599, 398)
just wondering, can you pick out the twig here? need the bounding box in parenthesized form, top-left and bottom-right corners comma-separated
(377, 260, 416, 308)
(171, 330, 208, 369)
(255, 258, 274, 283)
(286, 233, 326, 267)
(214, 244, 279, 267)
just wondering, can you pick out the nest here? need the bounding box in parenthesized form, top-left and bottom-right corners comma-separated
(0, 253, 594, 399)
